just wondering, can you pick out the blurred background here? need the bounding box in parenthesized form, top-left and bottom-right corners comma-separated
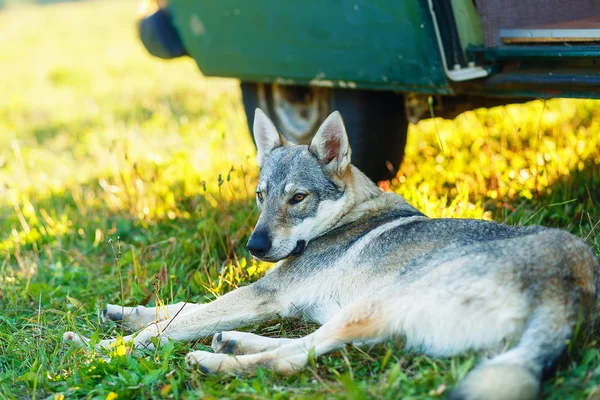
(0, 0, 599, 398)
(1, 0, 598, 221)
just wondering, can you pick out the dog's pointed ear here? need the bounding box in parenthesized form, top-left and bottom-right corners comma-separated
(309, 111, 351, 175)
(254, 108, 284, 167)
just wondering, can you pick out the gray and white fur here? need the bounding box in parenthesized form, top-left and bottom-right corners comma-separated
(65, 109, 599, 400)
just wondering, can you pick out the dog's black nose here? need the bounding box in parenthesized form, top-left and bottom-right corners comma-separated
(247, 231, 272, 258)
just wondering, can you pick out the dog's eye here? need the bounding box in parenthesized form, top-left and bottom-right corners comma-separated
(291, 193, 306, 204)
(256, 192, 264, 202)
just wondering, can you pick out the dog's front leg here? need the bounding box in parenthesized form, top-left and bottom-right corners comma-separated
(64, 284, 281, 350)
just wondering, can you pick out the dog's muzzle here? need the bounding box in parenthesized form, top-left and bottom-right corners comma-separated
(290, 240, 306, 256)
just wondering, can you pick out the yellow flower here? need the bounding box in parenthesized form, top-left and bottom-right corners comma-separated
(116, 344, 127, 357)
(54, 394, 65, 400)
(106, 392, 118, 400)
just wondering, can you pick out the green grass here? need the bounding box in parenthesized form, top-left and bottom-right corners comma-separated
(1, 1, 599, 399)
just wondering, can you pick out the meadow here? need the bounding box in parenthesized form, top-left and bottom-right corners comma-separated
(0, 0, 599, 399)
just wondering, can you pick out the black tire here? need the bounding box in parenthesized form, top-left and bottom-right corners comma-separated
(241, 82, 408, 182)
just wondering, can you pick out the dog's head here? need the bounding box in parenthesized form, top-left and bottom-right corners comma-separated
(247, 109, 352, 262)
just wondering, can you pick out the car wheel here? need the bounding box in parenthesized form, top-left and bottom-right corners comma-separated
(241, 82, 408, 182)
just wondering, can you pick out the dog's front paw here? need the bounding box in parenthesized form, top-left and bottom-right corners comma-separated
(185, 350, 233, 373)
(104, 304, 151, 332)
(211, 332, 243, 355)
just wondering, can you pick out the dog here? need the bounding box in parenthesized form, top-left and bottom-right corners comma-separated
(64, 109, 599, 400)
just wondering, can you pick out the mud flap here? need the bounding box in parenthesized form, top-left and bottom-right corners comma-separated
(138, 8, 187, 59)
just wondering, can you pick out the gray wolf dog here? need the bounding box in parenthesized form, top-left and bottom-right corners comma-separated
(65, 109, 599, 400)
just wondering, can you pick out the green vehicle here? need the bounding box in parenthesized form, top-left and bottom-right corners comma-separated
(138, 0, 600, 181)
